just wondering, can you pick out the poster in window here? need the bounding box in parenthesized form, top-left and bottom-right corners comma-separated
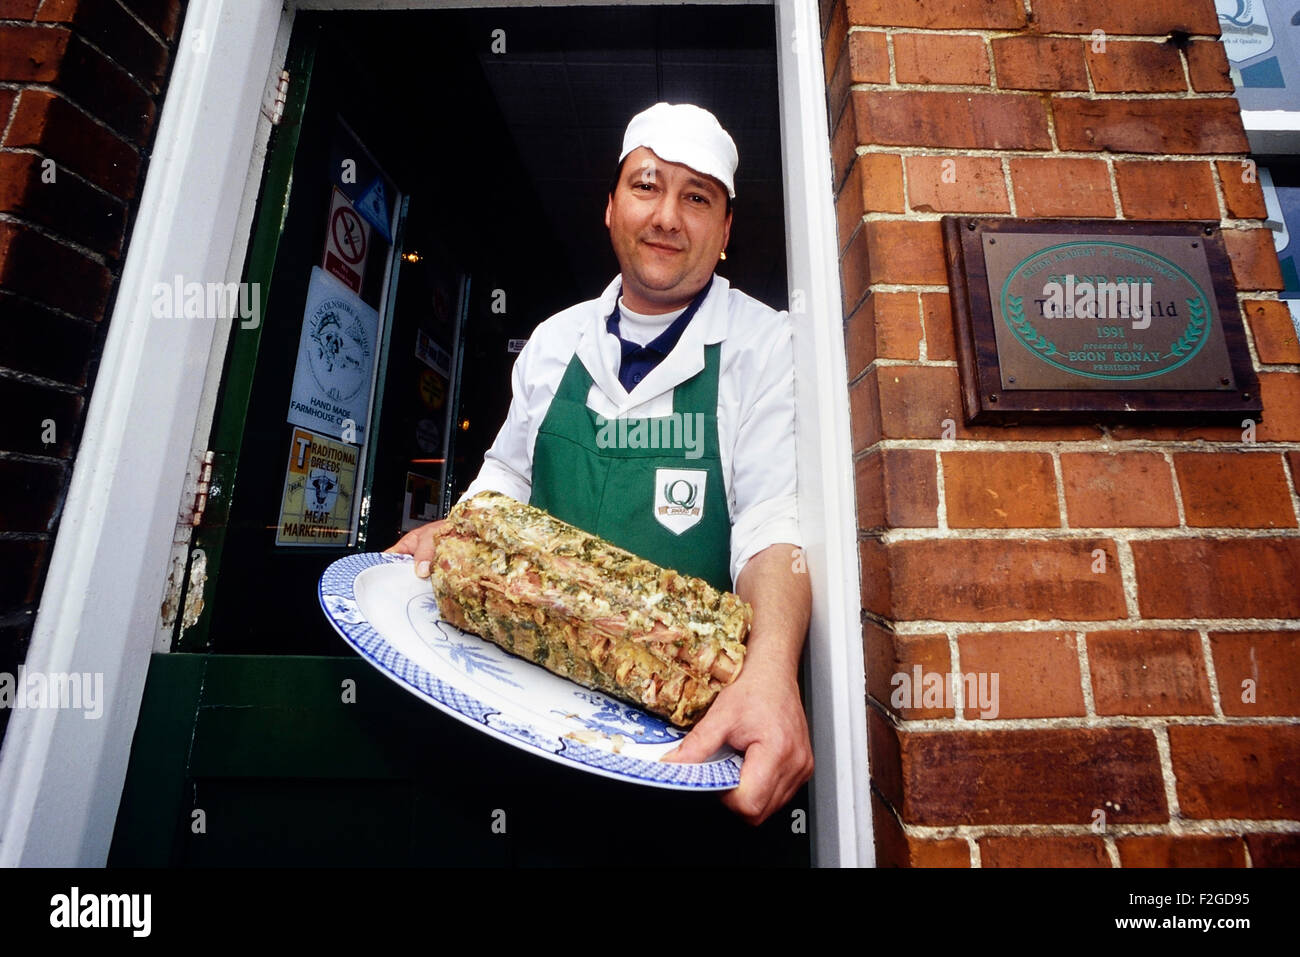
(286, 266, 380, 443)
(321, 187, 370, 294)
(415, 327, 451, 376)
(1217, 0, 1300, 111)
(1259, 167, 1300, 329)
(276, 428, 360, 546)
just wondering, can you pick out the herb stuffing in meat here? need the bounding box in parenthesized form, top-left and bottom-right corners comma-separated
(430, 491, 751, 726)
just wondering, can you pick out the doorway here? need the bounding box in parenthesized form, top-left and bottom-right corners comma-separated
(110, 4, 806, 866)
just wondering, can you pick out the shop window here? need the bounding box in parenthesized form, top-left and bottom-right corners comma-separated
(1218, 0, 1300, 330)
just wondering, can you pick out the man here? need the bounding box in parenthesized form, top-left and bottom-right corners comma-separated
(390, 103, 811, 826)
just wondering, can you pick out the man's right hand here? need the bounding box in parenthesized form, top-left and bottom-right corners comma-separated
(385, 519, 450, 578)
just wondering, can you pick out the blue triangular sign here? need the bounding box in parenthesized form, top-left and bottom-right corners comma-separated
(355, 176, 393, 242)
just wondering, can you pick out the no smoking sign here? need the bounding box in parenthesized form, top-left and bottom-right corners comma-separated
(322, 187, 370, 293)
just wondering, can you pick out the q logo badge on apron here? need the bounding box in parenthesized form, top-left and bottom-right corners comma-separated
(654, 469, 706, 534)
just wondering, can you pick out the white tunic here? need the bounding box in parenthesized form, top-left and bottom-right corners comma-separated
(462, 273, 801, 584)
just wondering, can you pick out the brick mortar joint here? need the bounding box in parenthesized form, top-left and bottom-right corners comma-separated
(1280, 453, 1300, 531)
(896, 145, 910, 217)
(946, 627, 962, 717)
(0, 530, 53, 541)
(1105, 155, 1123, 217)
(1115, 537, 1140, 618)
(1076, 629, 1098, 717)
(853, 144, 1261, 163)
(857, 282, 950, 295)
(848, 81, 1237, 100)
(4, 27, 159, 101)
(884, 618, 1300, 635)
(862, 357, 958, 372)
(1237, 289, 1268, 372)
(0, 145, 132, 206)
(1153, 726, 1184, 821)
(860, 353, 1300, 376)
(1000, 154, 1018, 216)
(109, 0, 170, 48)
(1162, 450, 1189, 526)
(1177, 43, 1196, 99)
(1224, 215, 1283, 230)
(856, 211, 1277, 229)
(1199, 628, 1227, 719)
(855, 211, 1274, 229)
(882, 712, 1300, 732)
(2, 81, 148, 151)
(0, 211, 115, 268)
(915, 290, 928, 362)
(985, 24, 999, 89)
(0, 363, 83, 394)
(896, 820, 1300, 840)
(861, 609, 899, 634)
(0, 449, 69, 467)
(0, 82, 19, 144)
(1051, 449, 1069, 529)
(0, 286, 108, 326)
(877, 526, 1300, 544)
(845, 25, 1224, 43)
(933, 447, 949, 532)
(27, 11, 169, 93)
(1103, 834, 1120, 866)
(1220, 219, 1284, 231)
(1048, 89, 1238, 101)
(871, 437, 1300, 452)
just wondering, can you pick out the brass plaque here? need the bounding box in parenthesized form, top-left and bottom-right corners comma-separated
(982, 232, 1235, 391)
(943, 218, 1261, 425)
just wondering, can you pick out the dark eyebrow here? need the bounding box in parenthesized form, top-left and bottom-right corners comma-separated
(683, 176, 722, 197)
(627, 162, 657, 184)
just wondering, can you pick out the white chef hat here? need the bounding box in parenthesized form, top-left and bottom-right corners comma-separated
(619, 102, 738, 199)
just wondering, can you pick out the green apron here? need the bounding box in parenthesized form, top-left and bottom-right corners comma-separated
(529, 343, 733, 592)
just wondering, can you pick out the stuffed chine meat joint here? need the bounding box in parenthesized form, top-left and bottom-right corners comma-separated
(430, 491, 751, 726)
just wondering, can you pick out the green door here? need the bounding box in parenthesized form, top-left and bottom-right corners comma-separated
(110, 8, 807, 867)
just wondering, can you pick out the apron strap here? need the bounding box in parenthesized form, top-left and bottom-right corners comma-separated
(552, 349, 596, 403)
(673, 343, 721, 415)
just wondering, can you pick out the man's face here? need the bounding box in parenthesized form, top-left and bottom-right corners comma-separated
(604, 146, 732, 315)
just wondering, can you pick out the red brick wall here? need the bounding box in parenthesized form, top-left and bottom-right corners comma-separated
(823, 0, 1300, 868)
(0, 0, 187, 743)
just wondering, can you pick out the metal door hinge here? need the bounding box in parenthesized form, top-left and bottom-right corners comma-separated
(191, 450, 215, 527)
(267, 69, 290, 126)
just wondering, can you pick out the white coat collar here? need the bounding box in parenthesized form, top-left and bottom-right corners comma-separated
(575, 273, 730, 416)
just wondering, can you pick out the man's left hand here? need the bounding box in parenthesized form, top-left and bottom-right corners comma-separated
(662, 654, 813, 825)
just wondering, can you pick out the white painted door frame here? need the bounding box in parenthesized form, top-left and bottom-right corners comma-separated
(0, 0, 869, 868)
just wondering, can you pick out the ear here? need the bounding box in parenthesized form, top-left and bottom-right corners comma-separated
(721, 208, 733, 250)
(604, 194, 612, 229)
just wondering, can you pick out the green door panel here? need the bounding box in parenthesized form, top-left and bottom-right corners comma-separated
(109, 653, 808, 867)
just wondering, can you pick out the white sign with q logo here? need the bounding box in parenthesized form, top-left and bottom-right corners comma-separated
(653, 468, 707, 534)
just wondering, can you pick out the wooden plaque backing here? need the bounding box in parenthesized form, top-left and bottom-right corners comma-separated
(942, 217, 1263, 425)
